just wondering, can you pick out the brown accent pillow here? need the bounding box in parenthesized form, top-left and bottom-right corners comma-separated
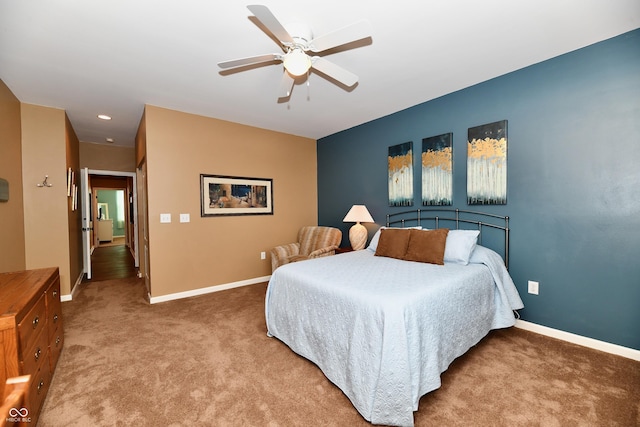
(374, 228, 411, 260)
(403, 228, 449, 265)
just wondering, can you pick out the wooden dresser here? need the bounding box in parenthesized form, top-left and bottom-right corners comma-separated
(0, 267, 64, 424)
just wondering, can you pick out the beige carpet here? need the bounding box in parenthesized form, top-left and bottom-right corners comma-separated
(39, 277, 640, 426)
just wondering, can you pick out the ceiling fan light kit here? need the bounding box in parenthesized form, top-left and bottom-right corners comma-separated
(218, 4, 372, 99)
(283, 48, 311, 76)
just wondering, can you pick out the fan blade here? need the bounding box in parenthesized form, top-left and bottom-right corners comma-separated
(278, 71, 295, 98)
(309, 20, 372, 53)
(247, 5, 294, 45)
(311, 57, 358, 87)
(218, 53, 282, 69)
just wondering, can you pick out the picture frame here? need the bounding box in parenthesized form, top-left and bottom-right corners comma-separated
(467, 120, 508, 205)
(72, 184, 78, 211)
(422, 133, 453, 206)
(67, 167, 72, 197)
(388, 141, 414, 207)
(200, 174, 273, 217)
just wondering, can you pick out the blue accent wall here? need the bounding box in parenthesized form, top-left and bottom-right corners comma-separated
(317, 29, 640, 350)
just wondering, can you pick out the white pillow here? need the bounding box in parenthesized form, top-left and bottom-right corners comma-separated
(444, 229, 480, 265)
(367, 226, 422, 252)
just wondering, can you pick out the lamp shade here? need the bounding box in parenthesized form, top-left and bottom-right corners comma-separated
(283, 48, 311, 76)
(343, 205, 374, 224)
(343, 205, 374, 250)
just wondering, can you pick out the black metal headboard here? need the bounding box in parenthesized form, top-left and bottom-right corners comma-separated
(386, 208, 510, 269)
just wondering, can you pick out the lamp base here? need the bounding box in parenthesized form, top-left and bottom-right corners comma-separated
(349, 222, 367, 250)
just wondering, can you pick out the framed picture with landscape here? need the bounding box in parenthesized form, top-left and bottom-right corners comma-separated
(200, 174, 273, 217)
(388, 141, 414, 207)
(467, 120, 508, 205)
(422, 133, 453, 206)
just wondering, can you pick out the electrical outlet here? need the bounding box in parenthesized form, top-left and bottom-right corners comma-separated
(528, 280, 539, 295)
(260, 251, 266, 260)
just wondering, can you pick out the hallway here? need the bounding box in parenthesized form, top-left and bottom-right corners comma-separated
(83, 245, 137, 282)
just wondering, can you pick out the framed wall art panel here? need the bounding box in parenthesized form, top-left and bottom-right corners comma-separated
(200, 174, 273, 216)
(388, 142, 414, 207)
(467, 120, 507, 205)
(422, 133, 453, 206)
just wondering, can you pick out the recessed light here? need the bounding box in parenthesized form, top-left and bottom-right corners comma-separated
(106, 138, 114, 143)
(97, 114, 112, 120)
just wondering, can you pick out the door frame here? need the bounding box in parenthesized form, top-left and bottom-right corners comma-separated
(80, 168, 92, 279)
(81, 169, 140, 279)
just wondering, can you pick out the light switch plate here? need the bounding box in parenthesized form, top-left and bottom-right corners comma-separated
(180, 213, 190, 223)
(160, 213, 171, 223)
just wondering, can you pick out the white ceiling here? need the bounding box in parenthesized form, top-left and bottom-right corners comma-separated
(1, 1, 639, 147)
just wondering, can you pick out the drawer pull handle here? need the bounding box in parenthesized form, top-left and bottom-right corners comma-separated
(34, 347, 42, 361)
(37, 379, 45, 394)
(56, 336, 61, 347)
(32, 316, 39, 329)
(53, 314, 59, 323)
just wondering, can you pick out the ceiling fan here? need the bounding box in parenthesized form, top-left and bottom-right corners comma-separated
(218, 5, 372, 99)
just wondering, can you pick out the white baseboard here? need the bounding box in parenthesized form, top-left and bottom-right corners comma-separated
(149, 275, 271, 304)
(61, 272, 85, 302)
(515, 320, 640, 361)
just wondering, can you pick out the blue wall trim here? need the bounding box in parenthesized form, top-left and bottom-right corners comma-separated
(317, 29, 640, 350)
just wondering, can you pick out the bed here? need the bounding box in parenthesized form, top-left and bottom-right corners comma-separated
(265, 209, 524, 426)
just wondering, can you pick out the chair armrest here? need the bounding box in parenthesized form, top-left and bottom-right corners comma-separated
(270, 243, 301, 272)
(308, 245, 339, 259)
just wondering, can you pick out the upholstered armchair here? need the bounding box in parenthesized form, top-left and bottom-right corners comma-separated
(270, 226, 342, 272)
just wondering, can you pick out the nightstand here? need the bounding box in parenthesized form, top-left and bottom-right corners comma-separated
(335, 246, 354, 254)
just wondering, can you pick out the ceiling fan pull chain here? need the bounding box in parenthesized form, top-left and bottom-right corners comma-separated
(307, 70, 311, 101)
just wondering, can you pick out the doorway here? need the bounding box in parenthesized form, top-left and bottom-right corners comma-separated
(81, 168, 139, 281)
(95, 188, 127, 248)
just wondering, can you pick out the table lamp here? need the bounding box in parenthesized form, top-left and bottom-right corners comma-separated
(343, 205, 374, 250)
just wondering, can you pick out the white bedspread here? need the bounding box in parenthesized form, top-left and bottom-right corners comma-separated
(265, 245, 523, 426)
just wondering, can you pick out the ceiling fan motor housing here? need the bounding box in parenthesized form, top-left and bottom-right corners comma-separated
(284, 22, 313, 48)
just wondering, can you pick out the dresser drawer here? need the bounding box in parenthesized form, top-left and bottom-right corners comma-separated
(46, 277, 62, 316)
(27, 355, 52, 421)
(49, 327, 64, 371)
(20, 325, 48, 376)
(17, 294, 47, 356)
(47, 279, 63, 340)
(46, 276, 64, 371)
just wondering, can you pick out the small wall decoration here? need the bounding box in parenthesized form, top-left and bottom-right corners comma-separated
(388, 141, 414, 207)
(0, 178, 9, 202)
(67, 167, 73, 197)
(200, 174, 273, 217)
(422, 133, 453, 206)
(72, 184, 78, 211)
(467, 120, 507, 205)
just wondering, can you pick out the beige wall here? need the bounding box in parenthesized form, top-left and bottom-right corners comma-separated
(80, 141, 135, 172)
(142, 105, 318, 298)
(21, 104, 73, 294)
(0, 79, 26, 272)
